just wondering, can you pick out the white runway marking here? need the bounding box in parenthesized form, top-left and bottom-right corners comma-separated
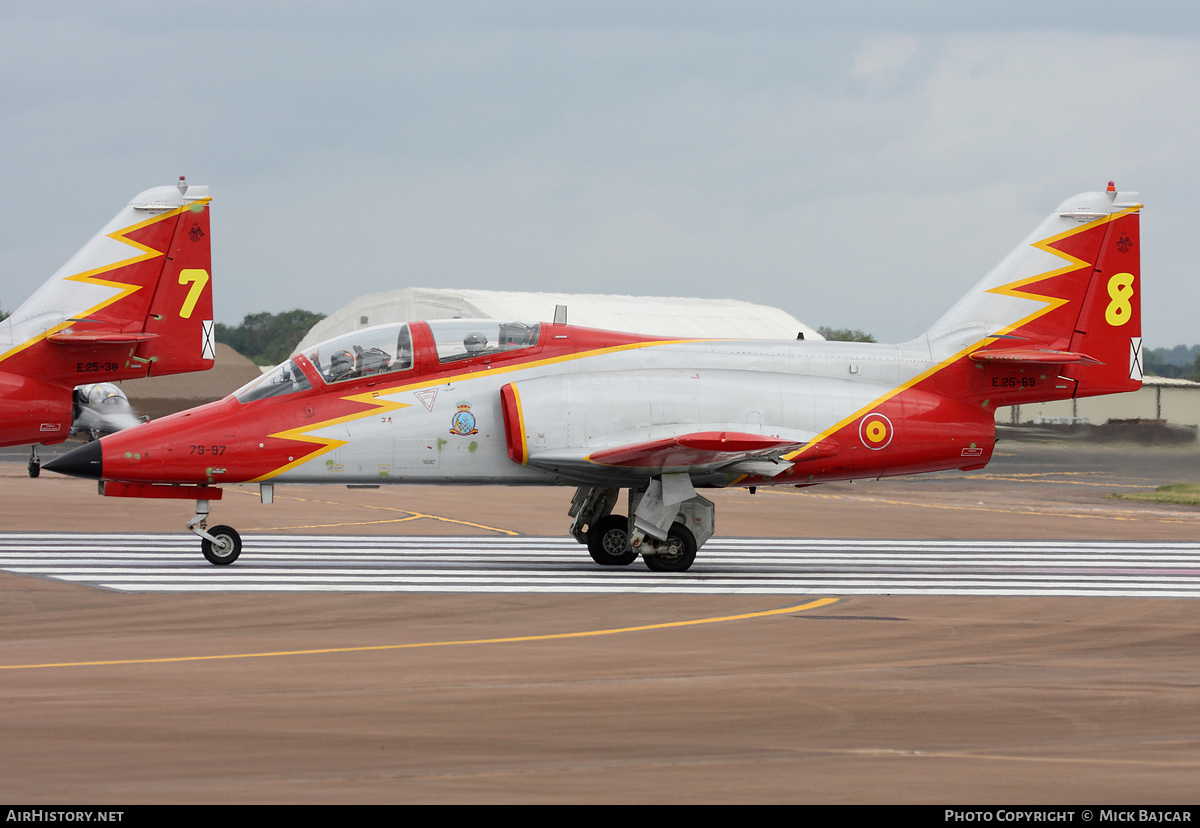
(2, 533, 1200, 597)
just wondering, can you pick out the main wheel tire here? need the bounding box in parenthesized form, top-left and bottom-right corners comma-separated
(643, 522, 697, 572)
(587, 514, 637, 566)
(201, 525, 242, 566)
(28, 460, 39, 478)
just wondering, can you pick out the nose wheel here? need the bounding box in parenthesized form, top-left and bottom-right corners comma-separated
(187, 499, 242, 565)
(201, 525, 242, 565)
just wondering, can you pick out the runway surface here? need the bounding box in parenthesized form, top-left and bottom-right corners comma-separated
(5, 533, 1200, 597)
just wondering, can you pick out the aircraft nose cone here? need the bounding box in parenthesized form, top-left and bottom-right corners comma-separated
(44, 440, 103, 479)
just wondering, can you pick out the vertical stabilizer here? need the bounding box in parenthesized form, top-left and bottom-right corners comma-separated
(921, 185, 1142, 403)
(1063, 200, 1141, 397)
(135, 192, 215, 376)
(0, 182, 214, 382)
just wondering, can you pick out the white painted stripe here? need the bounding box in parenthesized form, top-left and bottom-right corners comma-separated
(2, 533, 1199, 597)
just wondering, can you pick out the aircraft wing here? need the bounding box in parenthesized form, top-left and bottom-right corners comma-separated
(585, 431, 806, 469)
(519, 427, 812, 484)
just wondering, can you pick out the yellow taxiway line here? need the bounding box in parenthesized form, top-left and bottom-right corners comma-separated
(0, 598, 839, 671)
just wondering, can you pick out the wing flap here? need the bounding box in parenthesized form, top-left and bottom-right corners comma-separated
(586, 431, 807, 469)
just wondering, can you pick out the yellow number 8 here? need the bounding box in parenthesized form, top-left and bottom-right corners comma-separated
(1105, 272, 1134, 327)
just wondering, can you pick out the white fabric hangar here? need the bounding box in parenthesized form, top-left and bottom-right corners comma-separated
(296, 287, 821, 353)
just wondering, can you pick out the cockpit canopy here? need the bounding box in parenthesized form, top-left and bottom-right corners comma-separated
(305, 324, 415, 383)
(428, 320, 540, 362)
(233, 359, 312, 403)
(233, 320, 542, 403)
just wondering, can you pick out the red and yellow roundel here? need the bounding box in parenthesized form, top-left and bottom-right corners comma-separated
(859, 412, 893, 450)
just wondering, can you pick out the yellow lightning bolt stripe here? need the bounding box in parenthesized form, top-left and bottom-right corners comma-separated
(250, 391, 413, 482)
(250, 337, 709, 481)
(773, 205, 1142, 469)
(0, 199, 211, 365)
(981, 203, 1142, 341)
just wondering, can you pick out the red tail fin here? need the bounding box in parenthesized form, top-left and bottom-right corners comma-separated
(1064, 207, 1142, 397)
(925, 186, 1143, 408)
(136, 198, 215, 376)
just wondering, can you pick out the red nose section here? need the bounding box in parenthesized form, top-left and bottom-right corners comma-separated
(45, 396, 248, 485)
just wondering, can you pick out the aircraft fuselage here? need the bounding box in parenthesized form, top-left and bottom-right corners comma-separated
(73, 319, 1003, 493)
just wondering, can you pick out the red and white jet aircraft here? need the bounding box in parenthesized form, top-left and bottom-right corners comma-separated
(48, 185, 1143, 572)
(2, 179, 214, 475)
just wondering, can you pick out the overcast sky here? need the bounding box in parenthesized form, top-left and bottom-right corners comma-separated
(2, 2, 1198, 346)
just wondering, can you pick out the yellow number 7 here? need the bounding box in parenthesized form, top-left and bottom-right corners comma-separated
(178, 269, 209, 319)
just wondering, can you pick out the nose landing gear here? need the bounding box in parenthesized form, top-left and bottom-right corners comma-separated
(188, 499, 242, 565)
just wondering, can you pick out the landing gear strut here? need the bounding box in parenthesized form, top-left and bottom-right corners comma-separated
(188, 499, 242, 565)
(569, 486, 638, 567)
(569, 482, 714, 572)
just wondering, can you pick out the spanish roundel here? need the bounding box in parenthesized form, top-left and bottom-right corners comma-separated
(859, 412, 893, 450)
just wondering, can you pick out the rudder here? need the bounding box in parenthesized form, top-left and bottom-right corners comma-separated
(135, 192, 215, 376)
(1064, 202, 1141, 397)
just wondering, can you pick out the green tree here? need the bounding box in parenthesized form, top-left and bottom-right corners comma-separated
(817, 326, 876, 343)
(216, 309, 326, 365)
(1142, 345, 1200, 379)
(1143, 348, 1180, 378)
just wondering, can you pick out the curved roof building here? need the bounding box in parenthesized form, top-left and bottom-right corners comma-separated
(297, 287, 819, 353)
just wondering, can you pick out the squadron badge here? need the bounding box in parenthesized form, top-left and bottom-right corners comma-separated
(450, 402, 479, 436)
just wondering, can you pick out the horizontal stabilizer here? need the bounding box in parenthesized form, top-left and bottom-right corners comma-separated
(968, 348, 1100, 365)
(46, 331, 160, 345)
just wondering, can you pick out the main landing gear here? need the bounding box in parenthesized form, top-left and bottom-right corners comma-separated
(28, 446, 40, 478)
(586, 514, 638, 566)
(188, 499, 242, 565)
(570, 479, 713, 573)
(642, 522, 698, 573)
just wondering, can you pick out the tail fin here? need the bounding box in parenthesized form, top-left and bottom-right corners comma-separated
(923, 184, 1142, 402)
(132, 184, 215, 376)
(1063, 195, 1141, 397)
(0, 180, 214, 382)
